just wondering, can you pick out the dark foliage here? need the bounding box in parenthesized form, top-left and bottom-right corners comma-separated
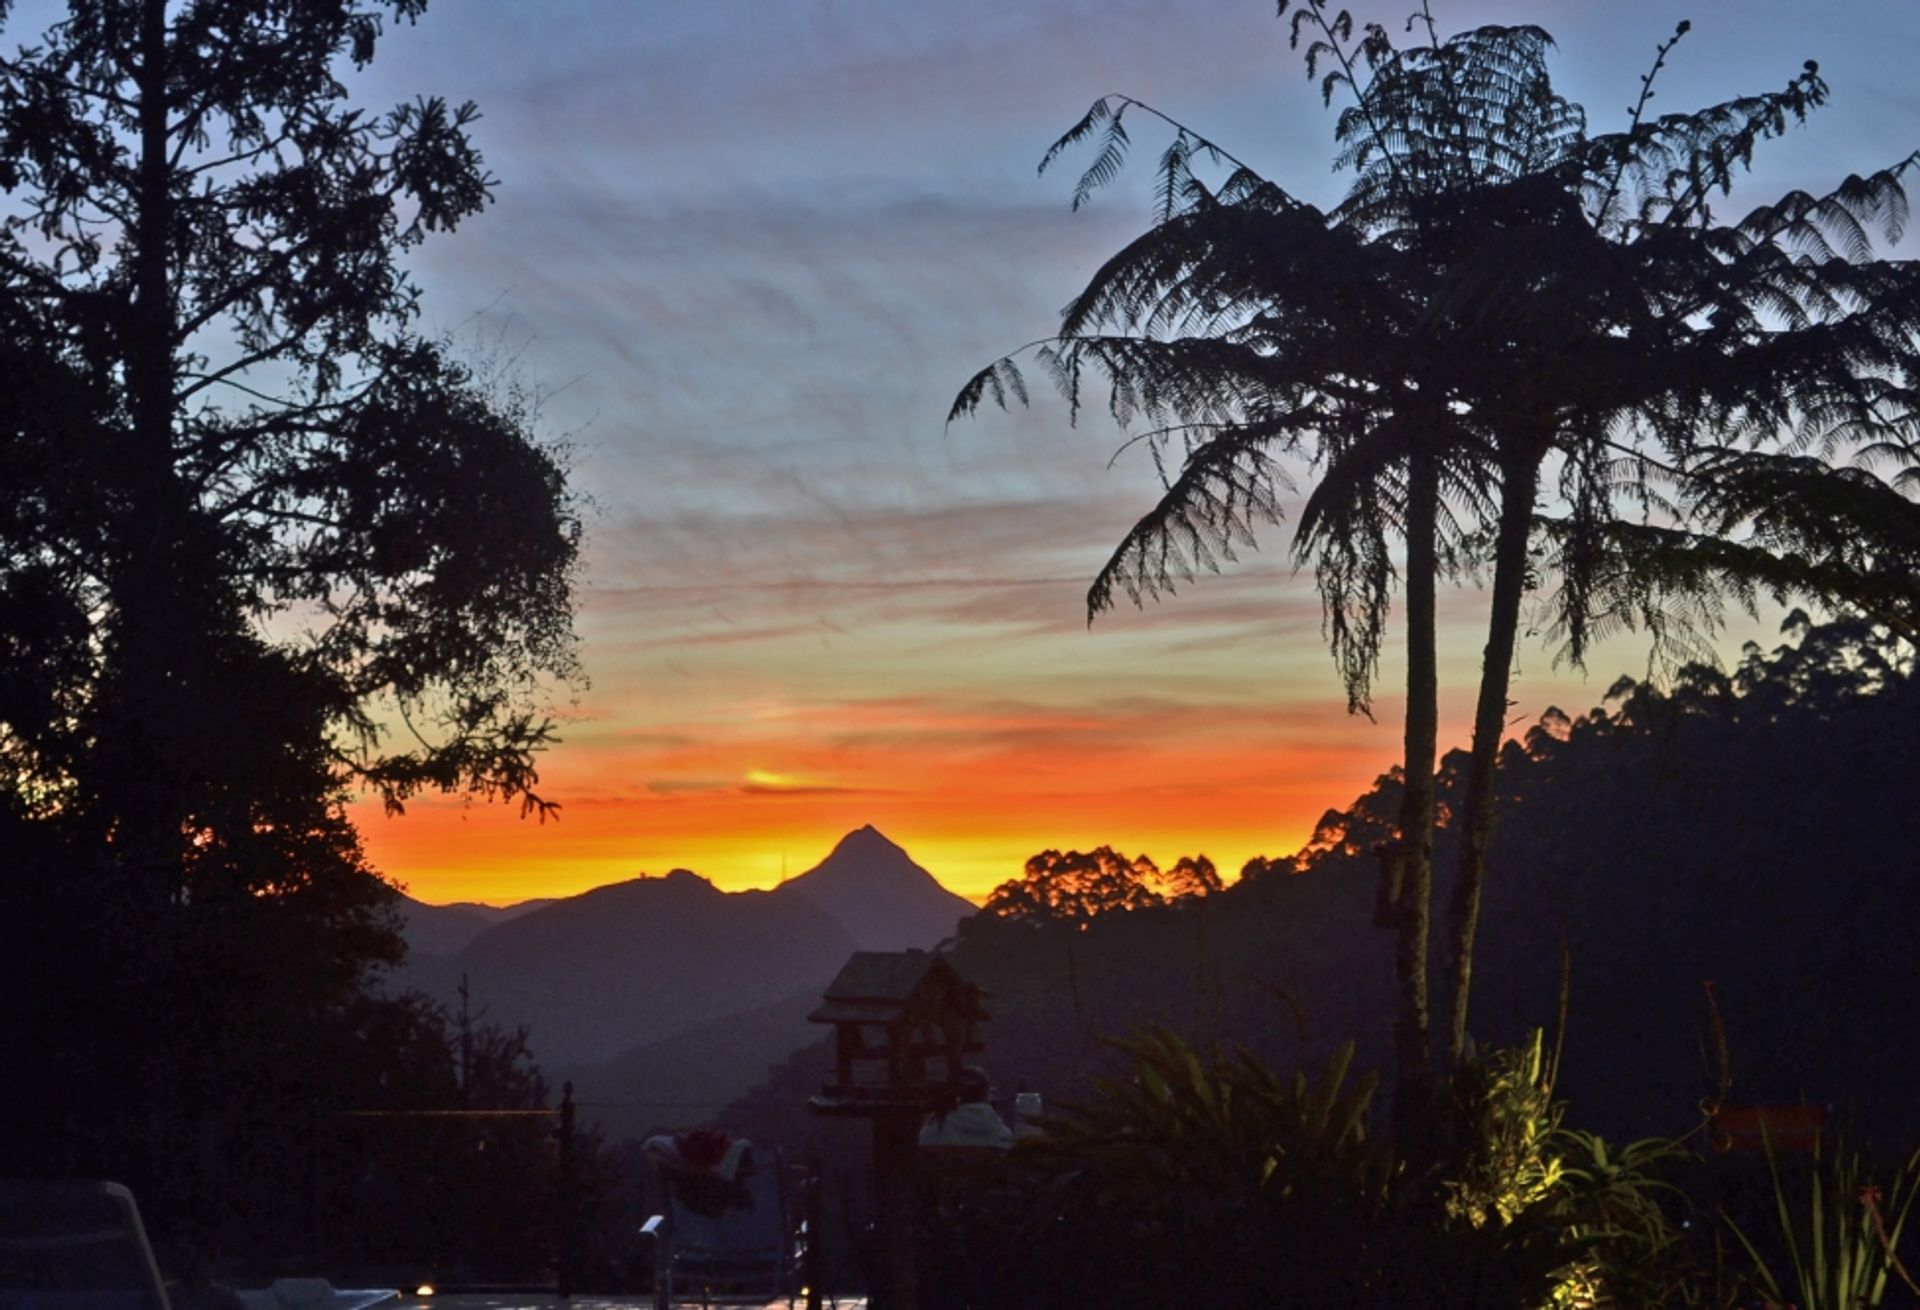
(0, 0, 582, 1252)
(982, 846, 1219, 924)
(720, 624, 1916, 1306)
(915, 1028, 1596, 1310)
(219, 991, 563, 1283)
(728, 619, 1919, 1158)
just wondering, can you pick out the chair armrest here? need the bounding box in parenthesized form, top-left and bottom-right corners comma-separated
(639, 1215, 665, 1239)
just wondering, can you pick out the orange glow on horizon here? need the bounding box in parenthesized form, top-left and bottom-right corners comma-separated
(352, 596, 1769, 909)
(353, 794, 1330, 907)
(348, 691, 1402, 905)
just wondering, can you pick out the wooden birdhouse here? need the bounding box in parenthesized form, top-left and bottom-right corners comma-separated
(806, 949, 987, 1117)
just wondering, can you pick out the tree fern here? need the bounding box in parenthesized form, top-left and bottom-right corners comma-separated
(954, 0, 1920, 1134)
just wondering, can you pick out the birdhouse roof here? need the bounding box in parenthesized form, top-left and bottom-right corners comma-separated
(807, 950, 983, 1024)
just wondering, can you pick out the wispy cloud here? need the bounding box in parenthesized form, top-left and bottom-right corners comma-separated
(331, 0, 1919, 904)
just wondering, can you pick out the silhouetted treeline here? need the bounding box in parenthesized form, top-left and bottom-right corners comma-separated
(0, 846, 590, 1280)
(982, 847, 1222, 922)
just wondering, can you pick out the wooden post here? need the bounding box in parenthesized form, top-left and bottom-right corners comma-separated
(802, 1158, 824, 1310)
(304, 1103, 322, 1272)
(870, 1114, 919, 1310)
(556, 1082, 577, 1299)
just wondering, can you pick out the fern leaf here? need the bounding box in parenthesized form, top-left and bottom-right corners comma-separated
(1072, 114, 1132, 211)
(1039, 97, 1113, 178)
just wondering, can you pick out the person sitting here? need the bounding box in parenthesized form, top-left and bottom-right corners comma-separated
(918, 1067, 1012, 1151)
(642, 1127, 756, 1218)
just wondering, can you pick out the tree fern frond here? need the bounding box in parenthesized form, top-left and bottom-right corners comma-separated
(1088, 418, 1298, 620)
(1155, 133, 1194, 224)
(1039, 97, 1115, 178)
(971, 7, 1920, 740)
(1072, 114, 1133, 212)
(945, 354, 1036, 424)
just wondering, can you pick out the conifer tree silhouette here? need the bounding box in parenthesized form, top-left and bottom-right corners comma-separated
(0, 0, 581, 1200)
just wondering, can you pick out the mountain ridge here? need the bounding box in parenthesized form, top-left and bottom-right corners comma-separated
(394, 826, 982, 1075)
(401, 830, 975, 916)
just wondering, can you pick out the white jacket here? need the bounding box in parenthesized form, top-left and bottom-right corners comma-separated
(918, 1101, 1013, 1150)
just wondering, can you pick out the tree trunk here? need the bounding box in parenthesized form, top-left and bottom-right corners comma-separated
(116, 0, 186, 907)
(1390, 443, 1440, 1143)
(1441, 449, 1543, 1077)
(117, 0, 192, 1211)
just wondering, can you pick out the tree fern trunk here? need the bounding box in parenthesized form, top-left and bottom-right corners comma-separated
(1442, 449, 1543, 1076)
(1391, 443, 1440, 1142)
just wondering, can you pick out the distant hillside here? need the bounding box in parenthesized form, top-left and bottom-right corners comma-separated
(771, 824, 977, 949)
(560, 989, 823, 1140)
(395, 895, 551, 958)
(721, 861, 1395, 1167)
(723, 620, 1920, 1153)
(402, 868, 855, 1067)
(395, 827, 984, 1081)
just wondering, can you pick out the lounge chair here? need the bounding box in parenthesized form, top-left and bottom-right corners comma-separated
(0, 1180, 395, 1310)
(641, 1147, 802, 1310)
(0, 1181, 171, 1310)
(234, 1281, 396, 1310)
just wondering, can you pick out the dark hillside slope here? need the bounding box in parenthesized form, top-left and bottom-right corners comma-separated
(1455, 623, 1920, 1138)
(416, 869, 856, 1067)
(724, 838, 1401, 1160)
(561, 989, 823, 1140)
(394, 826, 974, 1117)
(396, 895, 552, 959)
(726, 622, 1920, 1149)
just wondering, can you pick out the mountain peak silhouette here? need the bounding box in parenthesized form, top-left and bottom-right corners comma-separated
(823, 823, 904, 860)
(776, 825, 976, 949)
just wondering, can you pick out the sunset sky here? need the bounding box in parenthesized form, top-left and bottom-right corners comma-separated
(292, 0, 1920, 904)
